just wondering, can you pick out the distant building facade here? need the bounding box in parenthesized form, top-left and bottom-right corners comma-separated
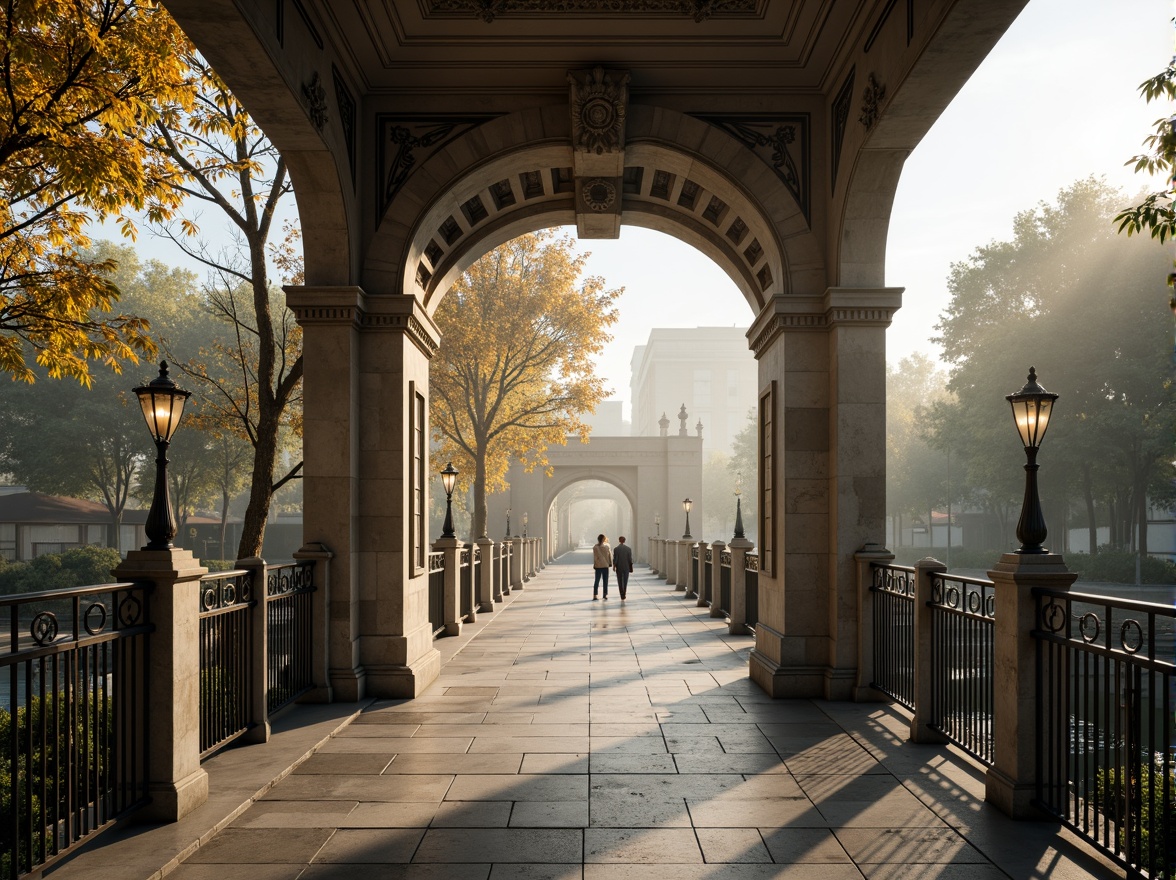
(630, 327, 756, 452)
(582, 399, 629, 436)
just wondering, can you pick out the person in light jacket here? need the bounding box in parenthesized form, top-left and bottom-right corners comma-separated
(592, 534, 612, 600)
(612, 536, 634, 600)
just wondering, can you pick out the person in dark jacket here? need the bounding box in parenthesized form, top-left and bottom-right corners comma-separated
(612, 535, 634, 600)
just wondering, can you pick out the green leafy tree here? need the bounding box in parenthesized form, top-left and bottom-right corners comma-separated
(431, 232, 620, 539)
(933, 178, 1175, 555)
(0, 0, 196, 384)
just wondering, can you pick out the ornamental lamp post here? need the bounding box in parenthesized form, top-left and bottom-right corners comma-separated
(440, 462, 458, 538)
(522, 511, 528, 538)
(506, 508, 512, 538)
(133, 362, 191, 550)
(654, 513, 660, 537)
(682, 497, 693, 540)
(733, 472, 746, 540)
(1006, 367, 1059, 554)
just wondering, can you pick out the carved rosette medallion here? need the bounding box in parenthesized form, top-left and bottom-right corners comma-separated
(569, 67, 630, 158)
(581, 178, 617, 212)
(859, 73, 886, 130)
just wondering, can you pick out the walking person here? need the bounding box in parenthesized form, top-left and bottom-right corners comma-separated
(612, 536, 634, 600)
(592, 534, 612, 600)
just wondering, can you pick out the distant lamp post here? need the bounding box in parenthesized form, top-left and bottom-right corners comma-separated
(733, 472, 746, 540)
(506, 508, 512, 538)
(1006, 367, 1059, 554)
(682, 497, 693, 540)
(133, 362, 191, 550)
(522, 511, 529, 538)
(654, 513, 660, 537)
(440, 462, 458, 538)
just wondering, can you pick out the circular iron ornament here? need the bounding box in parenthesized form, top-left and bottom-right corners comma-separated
(967, 589, 982, 614)
(582, 178, 616, 212)
(30, 612, 59, 646)
(203, 587, 219, 611)
(240, 577, 252, 602)
(83, 602, 108, 635)
(945, 585, 961, 610)
(930, 578, 943, 604)
(1079, 612, 1101, 644)
(582, 97, 617, 133)
(118, 593, 143, 627)
(223, 582, 237, 606)
(1120, 619, 1144, 655)
(984, 594, 996, 619)
(1041, 600, 1066, 633)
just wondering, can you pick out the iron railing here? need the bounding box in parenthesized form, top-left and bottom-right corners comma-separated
(198, 569, 254, 758)
(745, 552, 759, 632)
(264, 561, 314, 715)
(929, 572, 995, 764)
(718, 550, 732, 617)
(459, 548, 473, 620)
(1, 583, 151, 879)
(689, 544, 700, 598)
(1034, 587, 1175, 878)
(496, 543, 508, 600)
(428, 552, 445, 637)
(703, 547, 713, 606)
(869, 563, 915, 709)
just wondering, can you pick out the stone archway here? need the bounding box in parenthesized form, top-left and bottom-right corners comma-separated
(158, 0, 1033, 702)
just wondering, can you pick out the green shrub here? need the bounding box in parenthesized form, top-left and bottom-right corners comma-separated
(201, 559, 237, 573)
(0, 546, 122, 595)
(1067, 550, 1176, 585)
(889, 546, 1004, 569)
(1097, 759, 1176, 876)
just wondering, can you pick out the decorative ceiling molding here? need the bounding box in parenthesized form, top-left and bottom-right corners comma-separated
(569, 67, 629, 161)
(302, 72, 329, 131)
(426, 0, 756, 23)
(693, 114, 810, 223)
(859, 73, 886, 130)
(332, 67, 357, 186)
(376, 115, 501, 220)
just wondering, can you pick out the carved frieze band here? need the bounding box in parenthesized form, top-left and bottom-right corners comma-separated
(694, 115, 809, 222)
(377, 115, 501, 220)
(292, 307, 440, 357)
(748, 307, 897, 355)
(427, 0, 755, 23)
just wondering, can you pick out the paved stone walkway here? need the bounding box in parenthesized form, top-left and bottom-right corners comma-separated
(163, 552, 1120, 880)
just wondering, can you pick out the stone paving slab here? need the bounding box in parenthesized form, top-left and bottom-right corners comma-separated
(51, 554, 1128, 880)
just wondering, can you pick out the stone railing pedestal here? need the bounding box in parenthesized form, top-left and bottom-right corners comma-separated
(911, 557, 949, 744)
(235, 556, 271, 745)
(985, 552, 1076, 818)
(476, 537, 496, 612)
(727, 536, 753, 634)
(113, 548, 209, 822)
(676, 540, 690, 591)
(434, 536, 464, 636)
(293, 542, 334, 703)
(853, 543, 895, 701)
(510, 537, 524, 590)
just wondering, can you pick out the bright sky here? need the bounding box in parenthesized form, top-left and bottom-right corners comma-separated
(573, 0, 1172, 415)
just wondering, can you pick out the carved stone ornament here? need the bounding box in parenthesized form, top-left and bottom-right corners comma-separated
(581, 178, 617, 212)
(303, 72, 329, 131)
(569, 67, 630, 156)
(858, 73, 886, 130)
(427, 0, 755, 22)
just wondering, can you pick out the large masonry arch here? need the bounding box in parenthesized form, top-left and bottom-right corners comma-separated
(160, 0, 1032, 702)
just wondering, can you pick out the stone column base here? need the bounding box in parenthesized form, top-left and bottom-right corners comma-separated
(985, 765, 1046, 819)
(329, 666, 367, 702)
(749, 650, 828, 698)
(140, 768, 209, 823)
(363, 648, 442, 698)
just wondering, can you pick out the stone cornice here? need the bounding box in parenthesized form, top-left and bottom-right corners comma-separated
(285, 286, 442, 358)
(747, 287, 903, 356)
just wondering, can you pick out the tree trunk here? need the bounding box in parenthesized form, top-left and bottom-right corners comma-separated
(472, 450, 488, 540)
(219, 487, 230, 561)
(1081, 463, 1098, 556)
(1136, 476, 1149, 558)
(236, 412, 278, 559)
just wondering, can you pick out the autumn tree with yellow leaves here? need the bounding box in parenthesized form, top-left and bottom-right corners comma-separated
(0, 0, 195, 384)
(431, 232, 621, 540)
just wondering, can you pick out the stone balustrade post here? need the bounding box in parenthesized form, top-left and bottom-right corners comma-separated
(234, 556, 271, 745)
(476, 537, 496, 612)
(664, 540, 677, 586)
(292, 542, 334, 703)
(710, 541, 728, 618)
(648, 538, 656, 575)
(435, 536, 464, 636)
(728, 536, 753, 635)
(510, 537, 524, 590)
(853, 543, 894, 701)
(694, 543, 708, 607)
(499, 541, 512, 596)
(911, 557, 949, 744)
(985, 552, 1076, 818)
(113, 547, 209, 822)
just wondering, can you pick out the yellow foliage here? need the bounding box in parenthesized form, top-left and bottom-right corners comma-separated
(431, 231, 620, 534)
(0, 0, 196, 383)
